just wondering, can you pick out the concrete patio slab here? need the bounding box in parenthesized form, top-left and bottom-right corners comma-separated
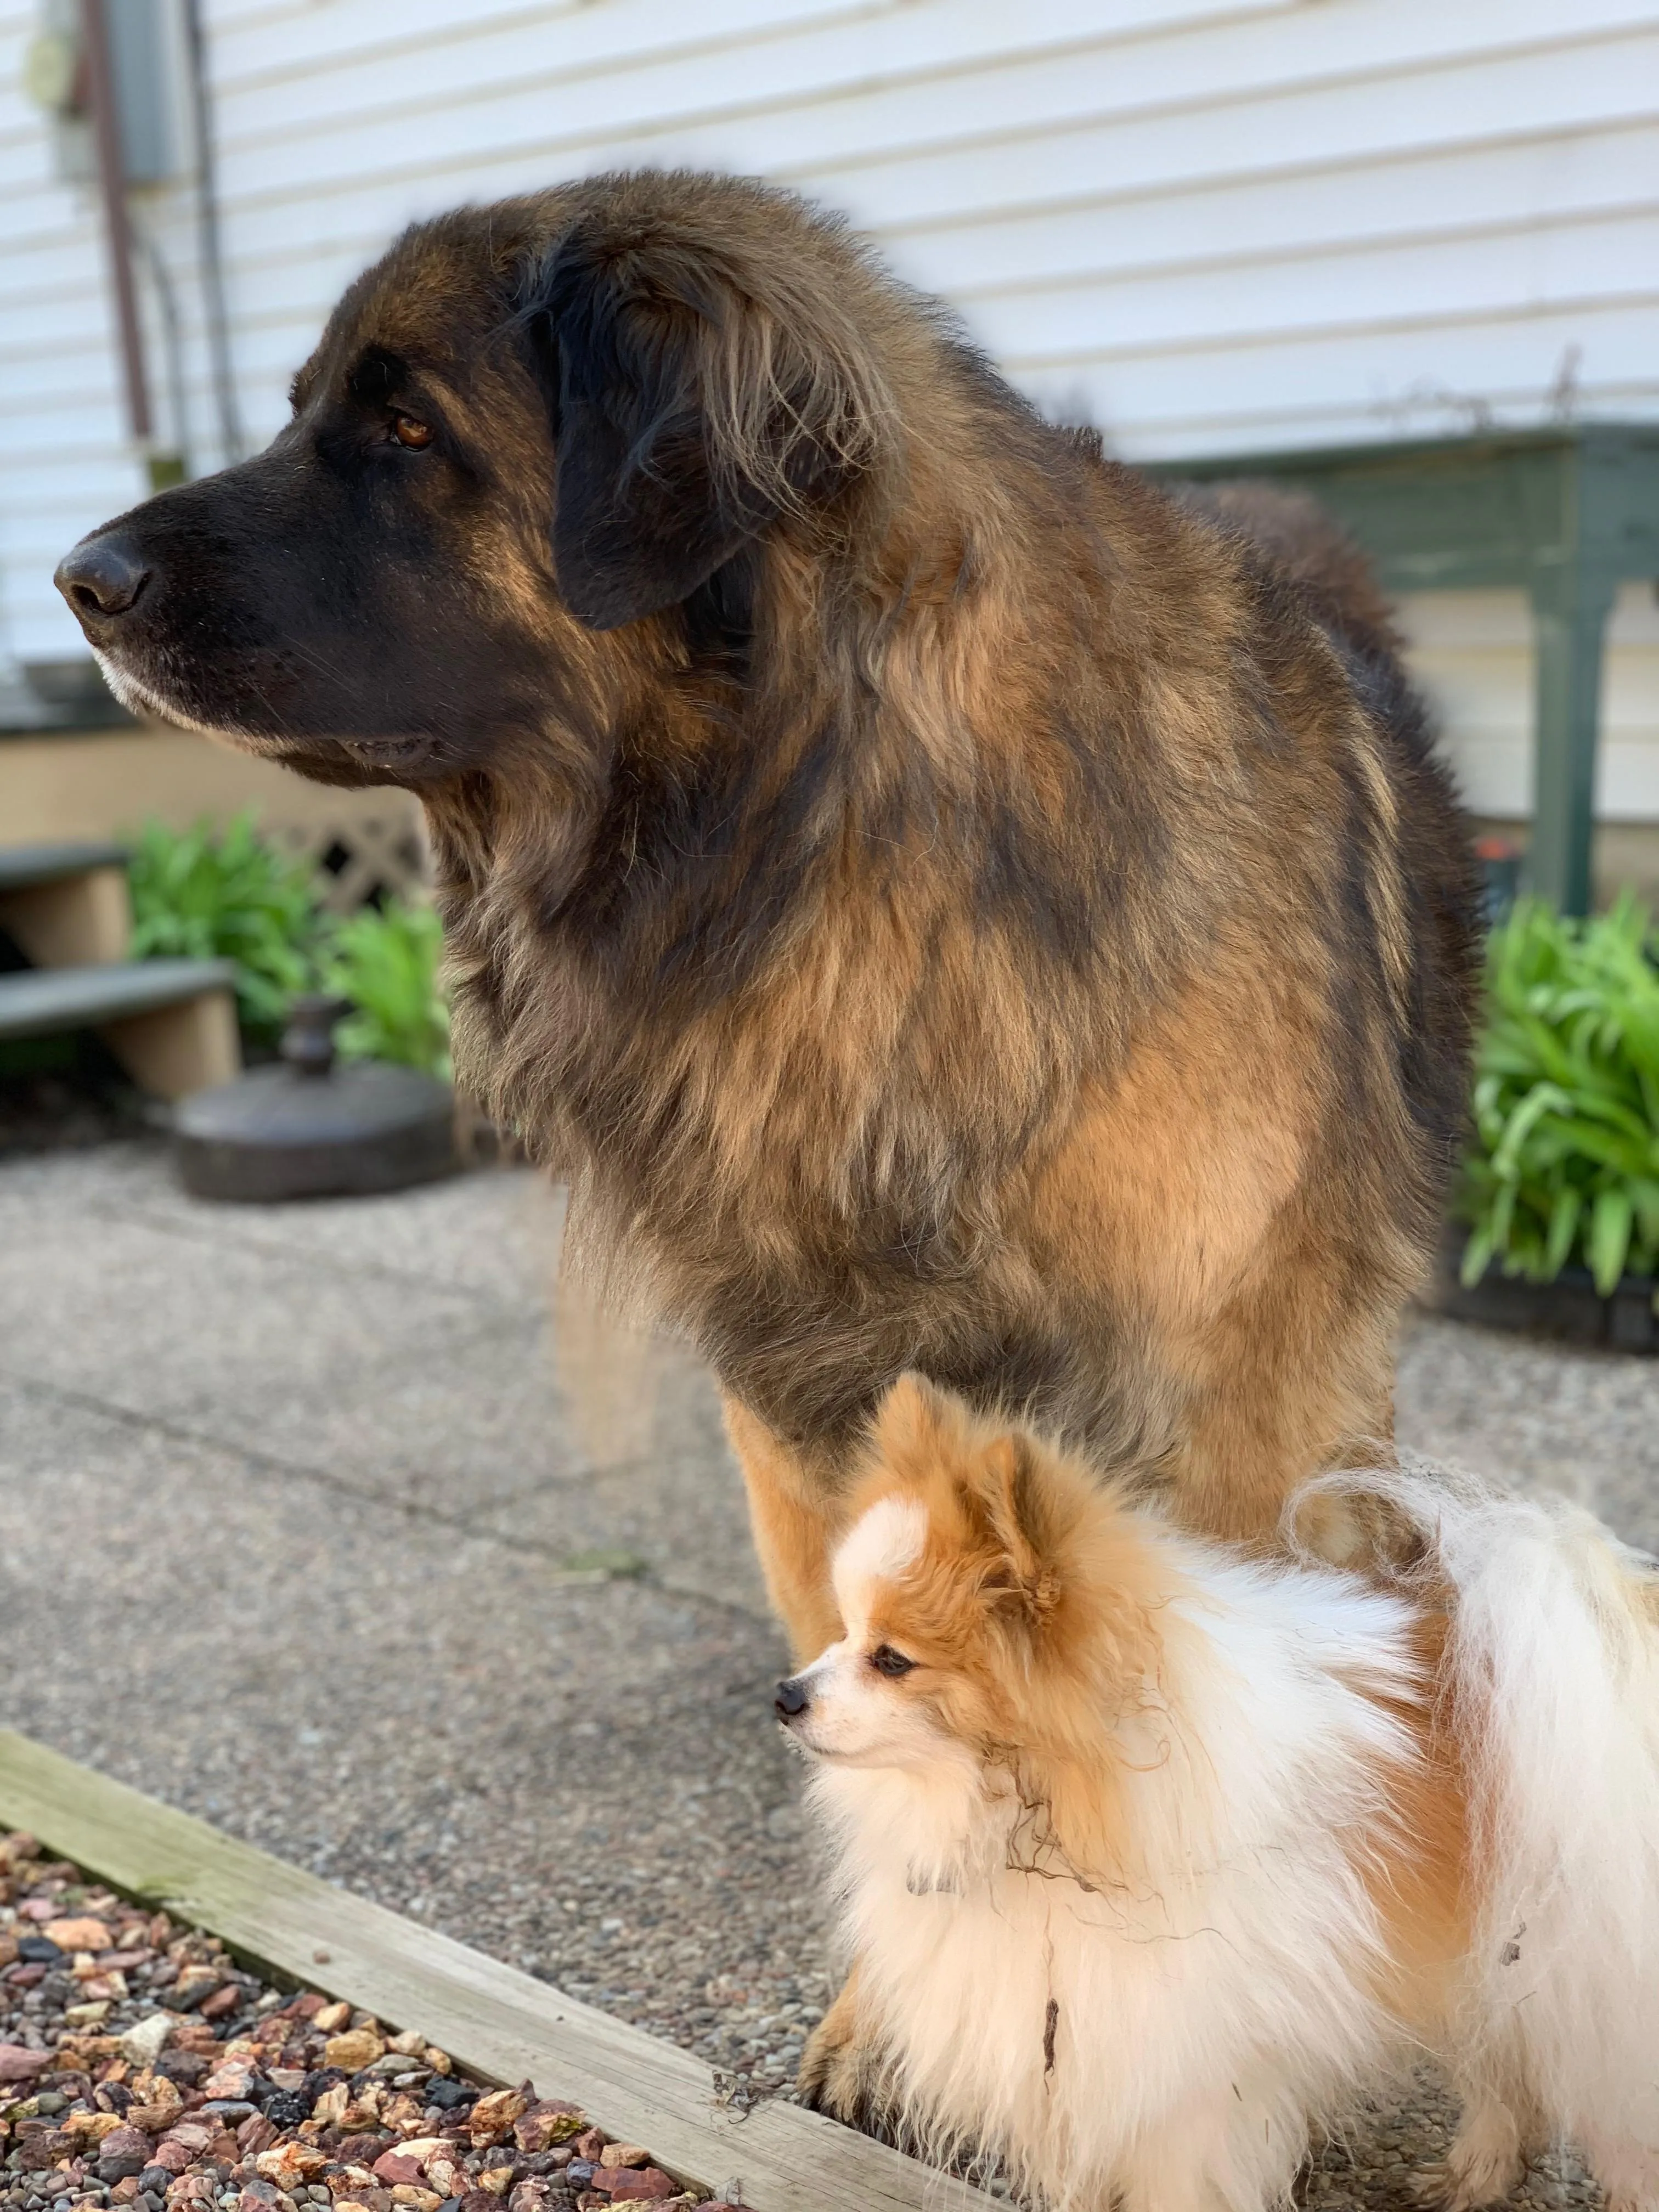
(2, 1137, 1657, 2210)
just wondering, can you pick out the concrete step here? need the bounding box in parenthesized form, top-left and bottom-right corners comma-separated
(0, 957, 234, 1039)
(0, 958, 241, 1099)
(0, 840, 133, 967)
(0, 840, 128, 893)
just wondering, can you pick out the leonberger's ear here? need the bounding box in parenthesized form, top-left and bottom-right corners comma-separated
(520, 213, 889, 630)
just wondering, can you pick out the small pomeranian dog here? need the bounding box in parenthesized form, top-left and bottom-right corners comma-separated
(777, 1375, 1659, 2212)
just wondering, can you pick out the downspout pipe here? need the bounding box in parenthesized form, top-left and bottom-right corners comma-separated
(79, 0, 157, 461)
(183, 0, 244, 465)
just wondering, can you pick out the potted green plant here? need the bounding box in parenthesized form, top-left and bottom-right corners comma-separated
(1445, 895, 1659, 1351)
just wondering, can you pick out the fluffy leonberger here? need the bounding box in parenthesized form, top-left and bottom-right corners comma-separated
(59, 171, 1476, 1670)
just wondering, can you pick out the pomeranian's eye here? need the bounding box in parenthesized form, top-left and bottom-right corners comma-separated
(870, 1644, 916, 1679)
(391, 413, 434, 449)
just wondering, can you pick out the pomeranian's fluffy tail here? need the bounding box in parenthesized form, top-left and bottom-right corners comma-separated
(1381, 1472, 1659, 2165)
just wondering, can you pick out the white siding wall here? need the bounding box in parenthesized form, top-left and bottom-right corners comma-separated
(3, 0, 1657, 806)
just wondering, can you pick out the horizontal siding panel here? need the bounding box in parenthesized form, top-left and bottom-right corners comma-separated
(204, 0, 1654, 160)
(784, 30, 1659, 229)
(886, 125, 1659, 296)
(1017, 302, 1659, 449)
(209, 0, 1251, 92)
(98, 112, 1656, 296)
(166, 99, 1659, 291)
(200, 13, 1659, 211)
(1401, 586, 1659, 819)
(211, 0, 870, 83)
(178, 25, 1659, 273)
(961, 210, 1659, 364)
(787, 40, 1659, 242)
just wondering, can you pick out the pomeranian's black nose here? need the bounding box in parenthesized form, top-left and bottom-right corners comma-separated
(55, 534, 151, 622)
(774, 1675, 811, 1719)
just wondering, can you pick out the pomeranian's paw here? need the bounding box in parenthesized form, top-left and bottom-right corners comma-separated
(796, 1973, 890, 2135)
(1585, 2137, 1659, 2212)
(1434, 2104, 1525, 2211)
(796, 2010, 872, 2123)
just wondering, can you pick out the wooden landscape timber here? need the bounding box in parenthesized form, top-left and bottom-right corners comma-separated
(0, 1732, 992, 2212)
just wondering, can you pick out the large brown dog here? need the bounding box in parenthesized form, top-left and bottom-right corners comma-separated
(57, 168, 1477, 1659)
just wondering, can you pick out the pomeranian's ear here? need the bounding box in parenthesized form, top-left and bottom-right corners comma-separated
(975, 1431, 1064, 1627)
(871, 1371, 954, 1459)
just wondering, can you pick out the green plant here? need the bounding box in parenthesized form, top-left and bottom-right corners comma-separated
(126, 812, 325, 1043)
(1459, 895, 1659, 1296)
(319, 899, 450, 1077)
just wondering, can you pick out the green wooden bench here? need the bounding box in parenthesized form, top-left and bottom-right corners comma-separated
(1148, 424, 1659, 915)
(0, 841, 241, 1098)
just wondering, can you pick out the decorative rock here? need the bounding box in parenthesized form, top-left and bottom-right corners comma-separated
(119, 2018, 175, 2069)
(321, 2032, 383, 2075)
(386, 2142, 446, 2169)
(95, 2130, 156, 2183)
(368, 2158, 423, 2191)
(252, 2147, 325, 2192)
(127, 2108, 184, 2140)
(510, 2112, 582, 2157)
(464, 2096, 524, 2151)
(591, 2170, 677, 2203)
(169, 1972, 222, 2014)
(201, 2068, 255, 2103)
(159, 2128, 213, 2159)
(0, 1837, 724, 2212)
(335, 2135, 393, 2169)
(44, 1923, 113, 1955)
(0, 2046, 55, 2083)
(61, 2113, 130, 2147)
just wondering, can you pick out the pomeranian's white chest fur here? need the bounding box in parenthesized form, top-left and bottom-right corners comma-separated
(812, 1560, 1423, 2212)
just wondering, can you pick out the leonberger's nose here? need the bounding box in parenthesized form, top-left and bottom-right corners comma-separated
(55, 534, 151, 622)
(774, 1675, 812, 1719)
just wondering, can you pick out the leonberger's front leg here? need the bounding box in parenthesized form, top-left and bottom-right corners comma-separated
(721, 1392, 844, 1666)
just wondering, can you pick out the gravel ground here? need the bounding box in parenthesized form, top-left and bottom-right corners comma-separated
(1, 1140, 1656, 2209)
(0, 1831, 715, 2211)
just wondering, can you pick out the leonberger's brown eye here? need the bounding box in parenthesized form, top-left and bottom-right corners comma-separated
(391, 414, 433, 449)
(871, 1644, 915, 1679)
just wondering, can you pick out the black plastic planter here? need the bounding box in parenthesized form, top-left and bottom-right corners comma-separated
(1424, 1231, 1658, 1355)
